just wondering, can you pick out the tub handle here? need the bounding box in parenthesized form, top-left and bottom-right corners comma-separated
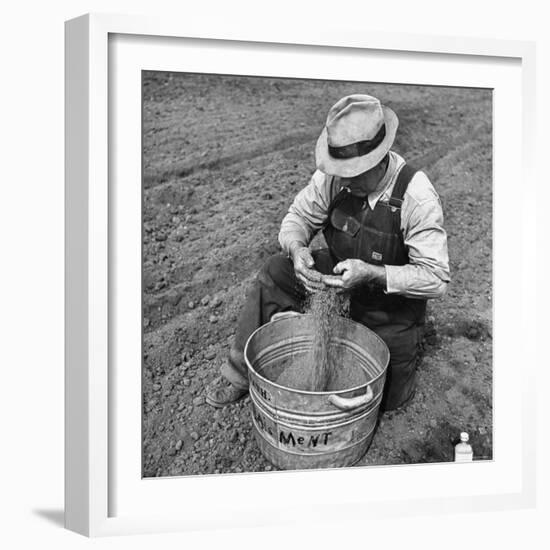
(328, 386, 374, 411)
(270, 311, 303, 322)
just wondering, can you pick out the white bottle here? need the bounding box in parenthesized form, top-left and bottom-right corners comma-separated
(454, 432, 473, 462)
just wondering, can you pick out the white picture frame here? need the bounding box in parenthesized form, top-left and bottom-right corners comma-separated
(65, 12, 537, 537)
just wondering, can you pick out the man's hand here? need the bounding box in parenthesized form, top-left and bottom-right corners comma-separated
(322, 259, 387, 291)
(290, 245, 325, 293)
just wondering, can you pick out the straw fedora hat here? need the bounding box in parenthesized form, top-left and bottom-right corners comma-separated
(315, 94, 399, 178)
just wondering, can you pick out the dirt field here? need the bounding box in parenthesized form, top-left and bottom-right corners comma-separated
(142, 72, 492, 477)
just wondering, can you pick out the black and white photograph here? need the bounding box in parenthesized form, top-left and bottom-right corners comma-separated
(141, 72, 493, 477)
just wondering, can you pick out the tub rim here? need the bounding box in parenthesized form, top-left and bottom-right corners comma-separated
(244, 313, 390, 397)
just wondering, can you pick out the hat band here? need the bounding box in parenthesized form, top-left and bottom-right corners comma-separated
(328, 124, 386, 160)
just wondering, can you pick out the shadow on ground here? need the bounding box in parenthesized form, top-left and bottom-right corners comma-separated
(33, 509, 64, 528)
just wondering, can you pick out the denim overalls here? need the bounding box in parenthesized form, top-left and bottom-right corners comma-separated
(323, 164, 426, 409)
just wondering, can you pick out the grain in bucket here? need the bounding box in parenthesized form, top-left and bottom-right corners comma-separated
(244, 313, 390, 470)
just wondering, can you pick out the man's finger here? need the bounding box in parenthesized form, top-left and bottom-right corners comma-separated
(298, 258, 317, 275)
(304, 267, 322, 282)
(297, 264, 322, 282)
(333, 260, 350, 275)
(304, 283, 321, 294)
(298, 248, 315, 268)
(304, 255, 315, 268)
(297, 272, 325, 290)
(304, 282, 324, 293)
(322, 274, 344, 288)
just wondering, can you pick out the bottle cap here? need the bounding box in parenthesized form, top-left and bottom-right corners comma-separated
(460, 432, 469, 442)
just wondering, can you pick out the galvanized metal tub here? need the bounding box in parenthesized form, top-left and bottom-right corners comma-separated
(244, 313, 390, 470)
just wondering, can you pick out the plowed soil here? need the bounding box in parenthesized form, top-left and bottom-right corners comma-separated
(142, 72, 492, 477)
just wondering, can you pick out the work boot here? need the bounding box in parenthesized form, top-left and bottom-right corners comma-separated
(205, 376, 248, 408)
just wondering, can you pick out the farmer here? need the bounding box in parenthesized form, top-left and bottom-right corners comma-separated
(206, 94, 450, 411)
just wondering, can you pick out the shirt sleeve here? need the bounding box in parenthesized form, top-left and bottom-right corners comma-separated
(385, 172, 451, 299)
(278, 170, 337, 255)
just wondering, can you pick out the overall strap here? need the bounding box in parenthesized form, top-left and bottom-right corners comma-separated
(388, 164, 417, 209)
(325, 176, 350, 219)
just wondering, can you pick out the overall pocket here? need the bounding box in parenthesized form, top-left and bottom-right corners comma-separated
(325, 209, 361, 261)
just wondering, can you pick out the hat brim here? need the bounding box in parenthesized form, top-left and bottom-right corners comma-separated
(315, 105, 398, 178)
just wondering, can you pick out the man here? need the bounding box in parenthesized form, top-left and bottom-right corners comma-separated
(206, 94, 450, 411)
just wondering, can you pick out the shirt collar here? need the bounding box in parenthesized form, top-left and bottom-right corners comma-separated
(366, 151, 405, 210)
